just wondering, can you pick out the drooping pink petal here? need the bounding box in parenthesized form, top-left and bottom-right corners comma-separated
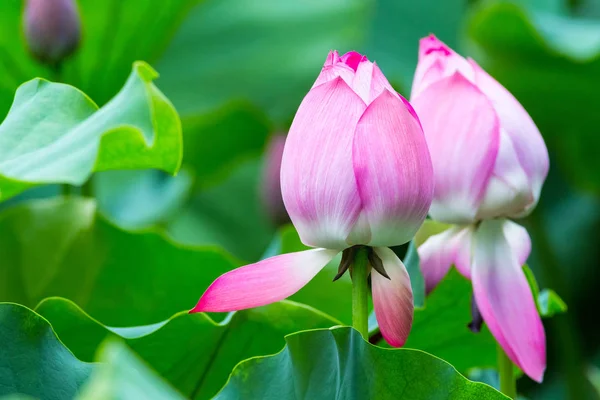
(281, 77, 366, 249)
(411, 34, 475, 99)
(371, 247, 414, 347)
(191, 249, 339, 313)
(470, 59, 549, 215)
(351, 89, 433, 247)
(472, 219, 546, 382)
(503, 220, 531, 266)
(411, 73, 500, 224)
(476, 130, 533, 220)
(418, 225, 474, 292)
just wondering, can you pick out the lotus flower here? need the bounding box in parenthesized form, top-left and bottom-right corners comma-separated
(24, 0, 81, 66)
(192, 51, 434, 346)
(411, 35, 549, 381)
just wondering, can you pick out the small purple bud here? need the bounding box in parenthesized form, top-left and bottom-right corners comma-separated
(23, 0, 82, 66)
(260, 134, 290, 227)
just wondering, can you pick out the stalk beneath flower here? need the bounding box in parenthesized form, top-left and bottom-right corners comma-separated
(351, 246, 370, 338)
(497, 343, 517, 399)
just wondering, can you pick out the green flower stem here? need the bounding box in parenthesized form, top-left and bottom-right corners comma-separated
(351, 247, 370, 338)
(497, 343, 517, 399)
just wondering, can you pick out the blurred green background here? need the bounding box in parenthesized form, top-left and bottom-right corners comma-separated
(2, 0, 600, 399)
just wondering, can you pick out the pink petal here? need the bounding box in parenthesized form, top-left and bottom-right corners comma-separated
(371, 247, 414, 347)
(411, 73, 500, 224)
(470, 59, 549, 214)
(472, 219, 546, 382)
(418, 225, 474, 292)
(281, 77, 366, 249)
(503, 220, 531, 266)
(351, 89, 433, 247)
(351, 61, 398, 105)
(411, 34, 475, 99)
(191, 249, 338, 313)
(339, 51, 367, 71)
(476, 130, 534, 220)
(313, 50, 356, 89)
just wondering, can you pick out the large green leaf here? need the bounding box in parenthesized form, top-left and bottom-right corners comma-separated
(0, 62, 182, 201)
(0, 0, 199, 115)
(77, 341, 185, 400)
(0, 197, 237, 326)
(0, 303, 93, 400)
(37, 298, 338, 400)
(467, 1, 600, 192)
(216, 327, 508, 399)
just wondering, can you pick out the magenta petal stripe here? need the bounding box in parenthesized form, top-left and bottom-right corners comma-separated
(371, 247, 414, 347)
(472, 219, 546, 382)
(281, 77, 366, 250)
(191, 249, 339, 313)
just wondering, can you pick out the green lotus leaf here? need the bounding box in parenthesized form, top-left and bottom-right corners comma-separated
(216, 327, 508, 399)
(0, 62, 182, 201)
(36, 297, 337, 400)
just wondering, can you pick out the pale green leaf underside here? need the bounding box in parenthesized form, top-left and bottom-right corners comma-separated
(0, 62, 182, 201)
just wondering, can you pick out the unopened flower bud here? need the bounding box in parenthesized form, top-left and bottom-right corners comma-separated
(260, 134, 290, 227)
(23, 0, 81, 66)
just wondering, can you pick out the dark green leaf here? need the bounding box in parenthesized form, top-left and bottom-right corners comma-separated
(0, 62, 182, 201)
(216, 327, 508, 399)
(36, 297, 338, 400)
(0, 303, 93, 400)
(0, 197, 237, 326)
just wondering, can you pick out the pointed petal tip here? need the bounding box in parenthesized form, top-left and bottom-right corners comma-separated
(419, 34, 451, 57)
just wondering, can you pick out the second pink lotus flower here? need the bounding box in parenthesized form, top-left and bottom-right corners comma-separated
(412, 35, 549, 382)
(192, 51, 434, 346)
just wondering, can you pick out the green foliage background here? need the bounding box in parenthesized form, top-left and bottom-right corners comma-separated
(1, 0, 599, 399)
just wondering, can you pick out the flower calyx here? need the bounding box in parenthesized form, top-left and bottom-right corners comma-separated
(333, 245, 390, 282)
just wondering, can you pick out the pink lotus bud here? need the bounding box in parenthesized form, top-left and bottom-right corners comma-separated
(411, 35, 549, 224)
(282, 50, 434, 250)
(413, 36, 548, 382)
(192, 51, 434, 348)
(23, 0, 81, 66)
(260, 134, 290, 226)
